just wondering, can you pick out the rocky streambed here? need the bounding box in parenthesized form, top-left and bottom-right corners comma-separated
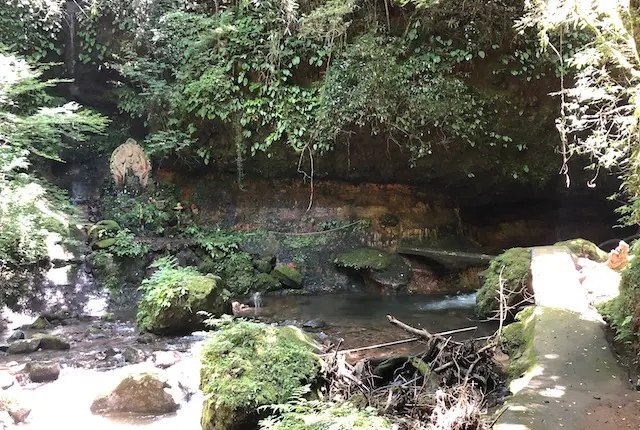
(0, 292, 495, 429)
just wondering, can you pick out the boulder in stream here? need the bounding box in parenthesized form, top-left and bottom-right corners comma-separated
(271, 265, 303, 288)
(90, 373, 179, 415)
(151, 351, 182, 369)
(136, 266, 230, 336)
(7, 339, 41, 355)
(25, 361, 60, 383)
(333, 247, 412, 291)
(31, 334, 70, 351)
(200, 321, 321, 430)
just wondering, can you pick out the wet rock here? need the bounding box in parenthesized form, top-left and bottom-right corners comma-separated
(253, 273, 282, 291)
(303, 319, 326, 330)
(31, 334, 70, 351)
(271, 265, 303, 288)
(90, 373, 179, 415)
(123, 347, 146, 364)
(137, 333, 158, 344)
(7, 339, 41, 355)
(151, 351, 182, 369)
(6, 331, 24, 343)
(96, 347, 119, 361)
(0, 346, 8, 354)
(25, 361, 60, 383)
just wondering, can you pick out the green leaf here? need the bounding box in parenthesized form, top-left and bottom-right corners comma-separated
(478, 50, 485, 59)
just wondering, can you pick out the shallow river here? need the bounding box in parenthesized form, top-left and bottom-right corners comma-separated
(2, 292, 495, 429)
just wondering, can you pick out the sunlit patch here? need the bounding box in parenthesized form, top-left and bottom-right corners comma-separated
(539, 385, 566, 398)
(544, 353, 559, 359)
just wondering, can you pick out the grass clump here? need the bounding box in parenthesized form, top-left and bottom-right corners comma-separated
(260, 401, 394, 430)
(475, 248, 532, 318)
(137, 257, 230, 335)
(200, 319, 321, 430)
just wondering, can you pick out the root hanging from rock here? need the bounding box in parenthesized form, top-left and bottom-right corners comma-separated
(320, 314, 506, 429)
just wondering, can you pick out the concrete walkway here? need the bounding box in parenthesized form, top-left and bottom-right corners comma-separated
(496, 247, 640, 429)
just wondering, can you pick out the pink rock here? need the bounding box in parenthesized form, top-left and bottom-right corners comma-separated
(151, 351, 182, 369)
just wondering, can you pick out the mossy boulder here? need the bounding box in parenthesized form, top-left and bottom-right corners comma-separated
(333, 248, 392, 271)
(500, 306, 537, 379)
(253, 273, 282, 291)
(260, 402, 395, 429)
(136, 265, 231, 335)
(200, 320, 321, 430)
(554, 238, 608, 263)
(333, 248, 412, 291)
(475, 247, 532, 318)
(94, 237, 117, 250)
(31, 334, 70, 350)
(271, 265, 303, 288)
(252, 256, 276, 274)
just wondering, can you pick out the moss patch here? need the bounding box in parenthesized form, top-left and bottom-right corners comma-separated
(500, 306, 537, 379)
(200, 321, 321, 430)
(554, 238, 608, 263)
(137, 264, 230, 335)
(272, 265, 304, 288)
(476, 247, 532, 318)
(260, 402, 394, 430)
(333, 248, 392, 271)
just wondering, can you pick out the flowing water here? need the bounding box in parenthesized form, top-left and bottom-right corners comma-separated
(1, 292, 493, 429)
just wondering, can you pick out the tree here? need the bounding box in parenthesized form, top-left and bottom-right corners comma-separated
(0, 50, 108, 306)
(520, 0, 640, 224)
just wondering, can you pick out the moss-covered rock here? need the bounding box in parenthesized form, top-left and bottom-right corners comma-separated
(31, 334, 70, 350)
(90, 373, 179, 415)
(272, 265, 304, 288)
(253, 273, 282, 291)
(252, 256, 276, 274)
(333, 248, 412, 291)
(333, 248, 392, 271)
(554, 238, 608, 263)
(259, 402, 394, 430)
(137, 265, 230, 335)
(475, 247, 532, 318)
(200, 320, 321, 430)
(500, 306, 537, 379)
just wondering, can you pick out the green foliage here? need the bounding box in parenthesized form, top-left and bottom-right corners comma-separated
(260, 400, 394, 430)
(0, 0, 63, 62)
(599, 242, 640, 345)
(200, 320, 321, 428)
(554, 238, 608, 263)
(110, 229, 151, 258)
(137, 256, 230, 334)
(0, 50, 107, 308)
(476, 248, 532, 318)
(87, 250, 124, 294)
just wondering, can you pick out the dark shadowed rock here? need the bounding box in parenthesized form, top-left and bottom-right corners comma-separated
(25, 361, 60, 383)
(303, 319, 326, 330)
(6, 331, 24, 342)
(123, 347, 146, 364)
(90, 373, 179, 415)
(7, 339, 41, 355)
(137, 333, 158, 344)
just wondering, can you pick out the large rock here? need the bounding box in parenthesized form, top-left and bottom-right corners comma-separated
(333, 248, 412, 291)
(136, 267, 230, 336)
(25, 361, 60, 383)
(271, 265, 303, 288)
(90, 373, 179, 415)
(7, 339, 41, 355)
(0, 394, 30, 424)
(200, 321, 321, 430)
(31, 334, 70, 350)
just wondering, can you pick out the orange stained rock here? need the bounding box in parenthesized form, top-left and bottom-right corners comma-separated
(606, 240, 629, 271)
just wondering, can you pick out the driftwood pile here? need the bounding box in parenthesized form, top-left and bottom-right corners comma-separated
(320, 315, 505, 430)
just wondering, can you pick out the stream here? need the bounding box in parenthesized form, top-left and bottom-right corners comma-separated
(0, 292, 494, 429)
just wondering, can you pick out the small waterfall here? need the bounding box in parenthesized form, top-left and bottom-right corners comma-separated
(63, 1, 80, 78)
(251, 292, 263, 314)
